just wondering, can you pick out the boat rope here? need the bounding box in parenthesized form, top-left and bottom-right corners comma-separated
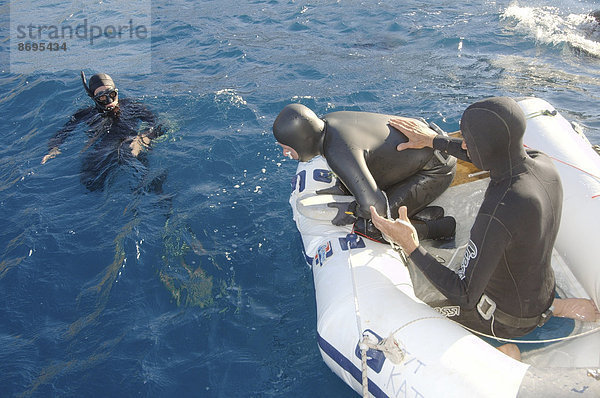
(362, 317, 448, 366)
(369, 314, 600, 361)
(524, 143, 600, 198)
(523, 144, 600, 183)
(345, 234, 371, 398)
(359, 339, 369, 397)
(444, 243, 600, 344)
(366, 309, 600, 355)
(388, 316, 447, 335)
(454, 319, 600, 345)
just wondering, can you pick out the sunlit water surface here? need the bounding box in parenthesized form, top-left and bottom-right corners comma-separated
(1, 0, 599, 396)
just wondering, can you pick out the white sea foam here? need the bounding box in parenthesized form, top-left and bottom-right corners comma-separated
(215, 88, 247, 106)
(502, 4, 600, 57)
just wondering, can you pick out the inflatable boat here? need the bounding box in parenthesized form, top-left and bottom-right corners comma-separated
(287, 98, 600, 397)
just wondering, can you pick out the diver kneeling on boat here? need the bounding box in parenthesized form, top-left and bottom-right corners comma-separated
(371, 97, 600, 360)
(273, 104, 457, 242)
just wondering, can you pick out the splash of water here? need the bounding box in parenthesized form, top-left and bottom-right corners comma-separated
(502, 4, 600, 57)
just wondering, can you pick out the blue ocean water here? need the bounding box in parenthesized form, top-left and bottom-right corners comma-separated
(1, 0, 599, 396)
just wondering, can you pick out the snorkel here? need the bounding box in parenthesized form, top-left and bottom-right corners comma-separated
(80, 71, 94, 97)
(81, 71, 119, 113)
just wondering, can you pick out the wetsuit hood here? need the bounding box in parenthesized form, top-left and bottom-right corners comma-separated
(273, 104, 324, 162)
(459, 97, 527, 179)
(88, 73, 115, 93)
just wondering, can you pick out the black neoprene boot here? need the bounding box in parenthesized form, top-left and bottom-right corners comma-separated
(353, 217, 385, 243)
(412, 216, 456, 240)
(412, 206, 445, 222)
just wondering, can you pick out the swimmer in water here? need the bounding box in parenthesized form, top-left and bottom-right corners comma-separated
(273, 104, 457, 242)
(42, 71, 164, 191)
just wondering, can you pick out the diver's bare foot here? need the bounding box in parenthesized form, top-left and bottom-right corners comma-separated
(553, 298, 600, 322)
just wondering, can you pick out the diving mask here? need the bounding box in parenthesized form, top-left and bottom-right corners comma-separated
(94, 88, 118, 105)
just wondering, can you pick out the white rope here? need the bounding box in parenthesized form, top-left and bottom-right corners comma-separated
(359, 338, 369, 397)
(382, 307, 600, 345)
(444, 246, 600, 344)
(387, 316, 448, 338)
(456, 319, 600, 344)
(346, 236, 370, 397)
(347, 246, 363, 337)
(357, 305, 600, 365)
(431, 242, 600, 344)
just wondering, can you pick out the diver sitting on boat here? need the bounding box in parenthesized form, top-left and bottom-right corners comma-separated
(370, 97, 599, 359)
(273, 104, 457, 242)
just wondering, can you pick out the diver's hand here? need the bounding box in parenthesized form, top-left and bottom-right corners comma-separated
(129, 135, 151, 157)
(370, 205, 419, 254)
(389, 117, 436, 151)
(41, 147, 61, 164)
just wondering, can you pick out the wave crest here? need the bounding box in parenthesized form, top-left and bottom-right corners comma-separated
(502, 4, 600, 57)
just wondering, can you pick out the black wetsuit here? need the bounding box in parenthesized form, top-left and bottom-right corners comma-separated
(322, 111, 457, 219)
(49, 98, 163, 191)
(408, 97, 562, 338)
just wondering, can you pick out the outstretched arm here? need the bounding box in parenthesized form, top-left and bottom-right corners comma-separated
(42, 107, 92, 164)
